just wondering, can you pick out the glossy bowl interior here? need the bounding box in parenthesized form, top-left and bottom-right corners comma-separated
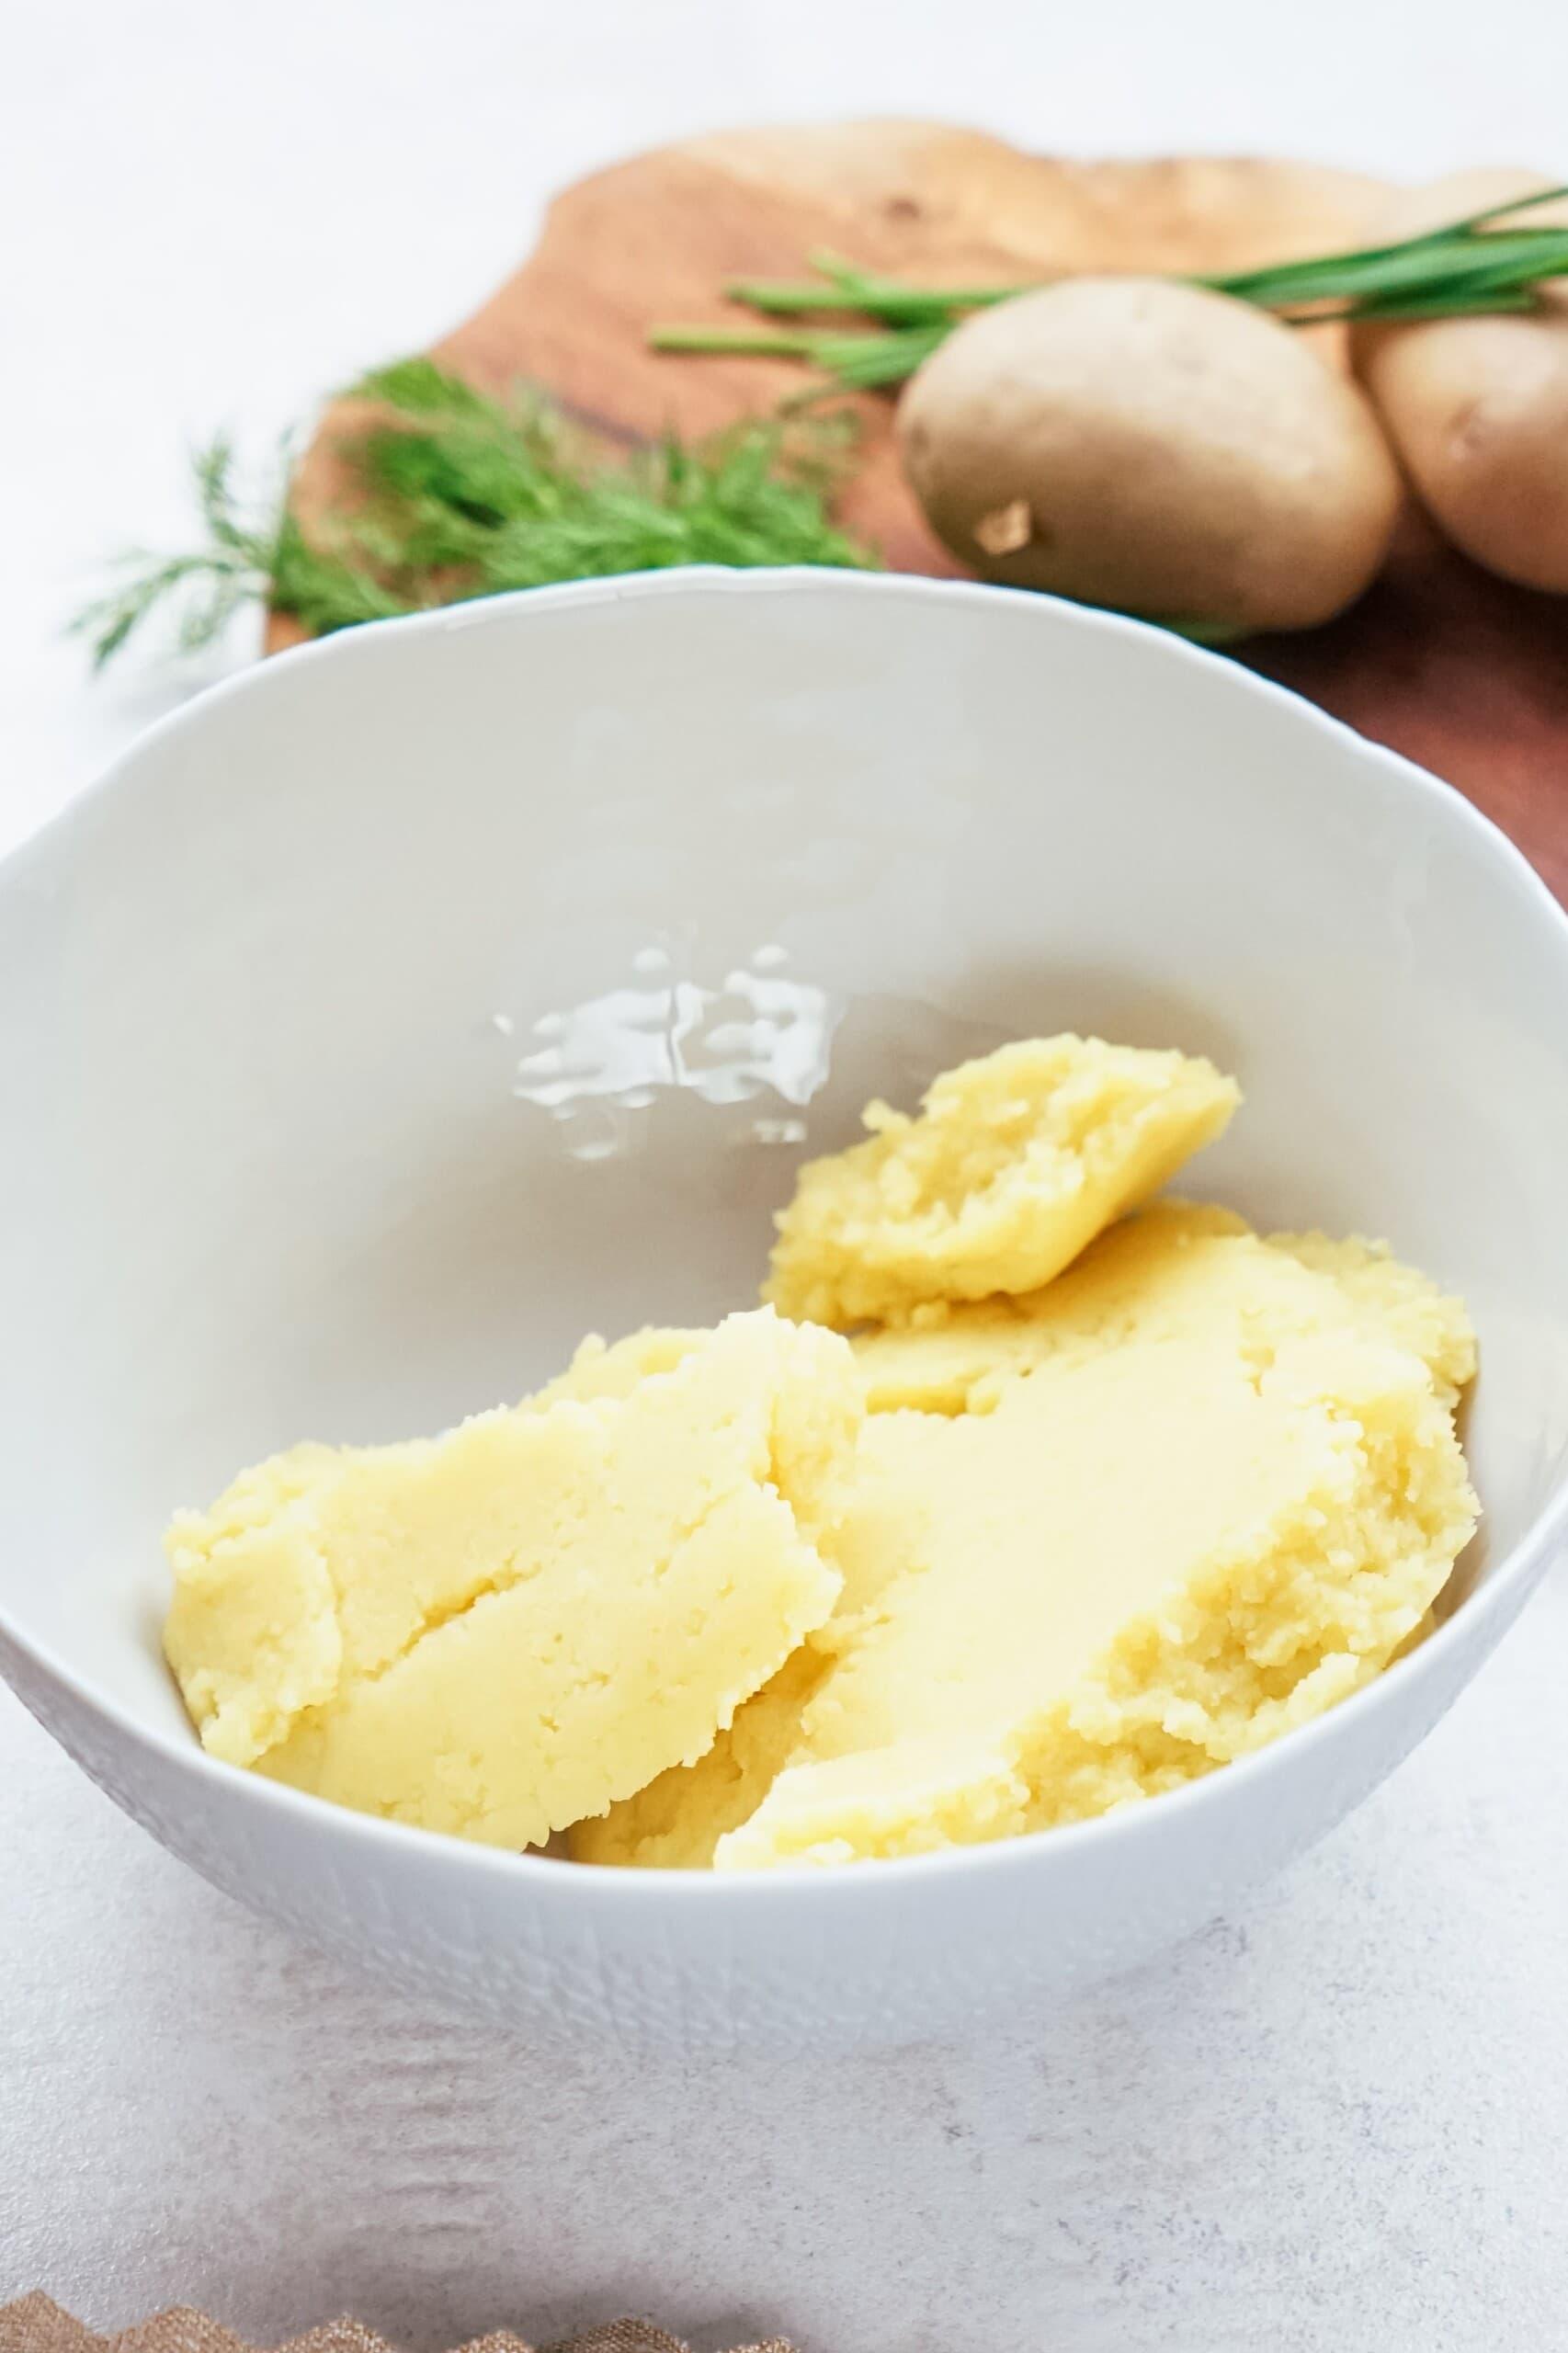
(3, 568, 1566, 2049)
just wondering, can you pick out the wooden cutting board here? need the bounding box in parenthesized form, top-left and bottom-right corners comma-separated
(274, 120, 1568, 899)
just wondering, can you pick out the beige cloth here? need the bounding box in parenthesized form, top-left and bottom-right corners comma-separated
(0, 2300, 791, 2353)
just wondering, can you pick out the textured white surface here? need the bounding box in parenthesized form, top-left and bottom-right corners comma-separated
(6, 4, 1568, 2347)
(6, 1604, 1568, 2351)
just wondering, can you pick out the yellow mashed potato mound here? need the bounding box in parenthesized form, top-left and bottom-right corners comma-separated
(574, 1204, 1477, 1870)
(720, 1325, 1473, 1867)
(762, 1035, 1240, 1329)
(164, 1310, 859, 1851)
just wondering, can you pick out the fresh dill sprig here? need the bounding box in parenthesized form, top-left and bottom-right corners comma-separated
(72, 433, 412, 669)
(74, 362, 877, 669)
(651, 184, 1568, 393)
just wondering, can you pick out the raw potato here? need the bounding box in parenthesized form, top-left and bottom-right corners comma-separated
(897, 275, 1402, 633)
(1350, 171, 1568, 592)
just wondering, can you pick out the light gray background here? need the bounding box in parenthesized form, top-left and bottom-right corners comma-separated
(4, 6, 1567, 2347)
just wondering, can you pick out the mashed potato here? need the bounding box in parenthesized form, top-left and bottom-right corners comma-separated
(166, 1031, 1476, 1872)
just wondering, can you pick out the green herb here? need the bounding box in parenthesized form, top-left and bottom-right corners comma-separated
(74, 359, 877, 669)
(74, 437, 409, 669)
(648, 320, 951, 391)
(651, 184, 1568, 394)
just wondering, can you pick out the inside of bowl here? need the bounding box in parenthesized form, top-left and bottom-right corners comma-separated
(3, 574, 1566, 1742)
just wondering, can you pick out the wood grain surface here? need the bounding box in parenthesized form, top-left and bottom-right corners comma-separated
(275, 121, 1568, 897)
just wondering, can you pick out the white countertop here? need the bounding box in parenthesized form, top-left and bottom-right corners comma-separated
(6, 6, 1568, 2346)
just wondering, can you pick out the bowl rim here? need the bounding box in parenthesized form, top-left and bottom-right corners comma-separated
(5, 561, 1567, 1906)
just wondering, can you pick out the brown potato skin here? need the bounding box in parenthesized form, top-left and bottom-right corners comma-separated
(1351, 170, 1568, 593)
(896, 276, 1402, 633)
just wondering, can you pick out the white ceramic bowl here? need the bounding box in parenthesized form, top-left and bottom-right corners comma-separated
(4, 569, 1566, 2051)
